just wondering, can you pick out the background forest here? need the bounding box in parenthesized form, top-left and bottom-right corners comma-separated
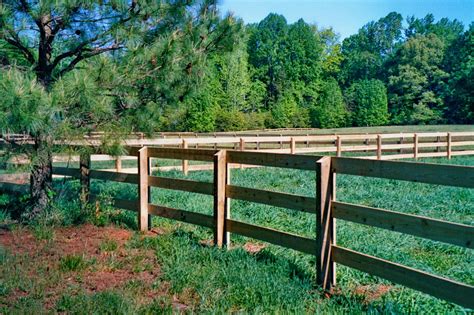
(1, 8, 473, 134)
(163, 12, 474, 132)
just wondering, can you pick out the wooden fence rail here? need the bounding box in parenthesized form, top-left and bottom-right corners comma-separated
(3, 147, 473, 308)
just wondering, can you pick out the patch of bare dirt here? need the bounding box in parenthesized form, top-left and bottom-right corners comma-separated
(243, 242, 266, 254)
(0, 224, 167, 309)
(353, 284, 392, 303)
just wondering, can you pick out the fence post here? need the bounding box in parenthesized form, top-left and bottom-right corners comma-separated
(316, 156, 336, 290)
(399, 136, 404, 153)
(182, 139, 188, 176)
(290, 137, 296, 154)
(147, 155, 152, 230)
(138, 147, 149, 232)
(225, 160, 232, 247)
(336, 136, 342, 157)
(213, 150, 227, 247)
(377, 135, 382, 160)
(279, 134, 283, 149)
(239, 138, 245, 169)
(436, 136, 441, 152)
(414, 134, 419, 160)
(447, 133, 452, 159)
(79, 152, 90, 208)
(115, 156, 122, 172)
(306, 133, 310, 148)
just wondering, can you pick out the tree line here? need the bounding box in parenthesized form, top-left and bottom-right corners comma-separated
(176, 12, 473, 131)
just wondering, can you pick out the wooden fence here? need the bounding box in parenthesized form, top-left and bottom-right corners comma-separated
(47, 147, 474, 308)
(26, 131, 474, 175)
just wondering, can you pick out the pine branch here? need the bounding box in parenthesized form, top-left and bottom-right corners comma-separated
(58, 45, 123, 76)
(3, 35, 36, 65)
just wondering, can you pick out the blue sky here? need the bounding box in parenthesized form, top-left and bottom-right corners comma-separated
(219, 0, 474, 39)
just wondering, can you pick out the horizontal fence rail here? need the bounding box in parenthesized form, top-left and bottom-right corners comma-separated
(3, 146, 473, 308)
(4, 131, 474, 174)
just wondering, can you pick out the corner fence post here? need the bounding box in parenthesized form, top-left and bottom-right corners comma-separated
(213, 150, 227, 247)
(79, 152, 91, 208)
(316, 156, 336, 290)
(138, 147, 149, 231)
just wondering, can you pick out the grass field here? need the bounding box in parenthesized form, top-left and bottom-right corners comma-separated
(1, 155, 473, 313)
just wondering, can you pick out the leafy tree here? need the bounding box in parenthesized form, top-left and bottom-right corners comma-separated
(444, 24, 474, 123)
(248, 13, 289, 105)
(269, 91, 310, 128)
(310, 78, 348, 128)
(387, 34, 447, 124)
(339, 12, 403, 85)
(406, 14, 464, 46)
(345, 79, 388, 126)
(0, 0, 240, 217)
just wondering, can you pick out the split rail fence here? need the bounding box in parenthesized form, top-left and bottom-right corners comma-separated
(13, 131, 470, 175)
(48, 147, 474, 308)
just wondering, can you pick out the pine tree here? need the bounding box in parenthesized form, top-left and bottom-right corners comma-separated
(0, 0, 240, 217)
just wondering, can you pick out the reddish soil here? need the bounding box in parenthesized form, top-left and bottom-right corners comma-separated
(0, 224, 168, 310)
(243, 242, 267, 254)
(353, 284, 393, 303)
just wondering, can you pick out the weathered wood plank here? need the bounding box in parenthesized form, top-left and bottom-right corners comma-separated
(332, 201, 473, 248)
(332, 246, 474, 308)
(226, 219, 316, 255)
(227, 151, 320, 170)
(147, 147, 218, 161)
(89, 170, 138, 184)
(148, 176, 213, 195)
(214, 150, 227, 247)
(138, 147, 149, 231)
(331, 157, 474, 188)
(226, 185, 316, 213)
(148, 204, 214, 228)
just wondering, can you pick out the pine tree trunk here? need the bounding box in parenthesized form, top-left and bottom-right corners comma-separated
(29, 135, 53, 218)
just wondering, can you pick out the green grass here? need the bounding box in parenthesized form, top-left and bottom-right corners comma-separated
(1, 155, 472, 313)
(59, 254, 90, 272)
(83, 155, 474, 313)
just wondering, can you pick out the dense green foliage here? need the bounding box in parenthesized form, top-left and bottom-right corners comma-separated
(346, 79, 388, 126)
(167, 12, 472, 131)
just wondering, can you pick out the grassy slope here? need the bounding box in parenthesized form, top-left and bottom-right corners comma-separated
(81, 155, 473, 313)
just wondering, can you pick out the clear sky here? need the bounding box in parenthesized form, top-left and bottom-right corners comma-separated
(219, 0, 474, 39)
